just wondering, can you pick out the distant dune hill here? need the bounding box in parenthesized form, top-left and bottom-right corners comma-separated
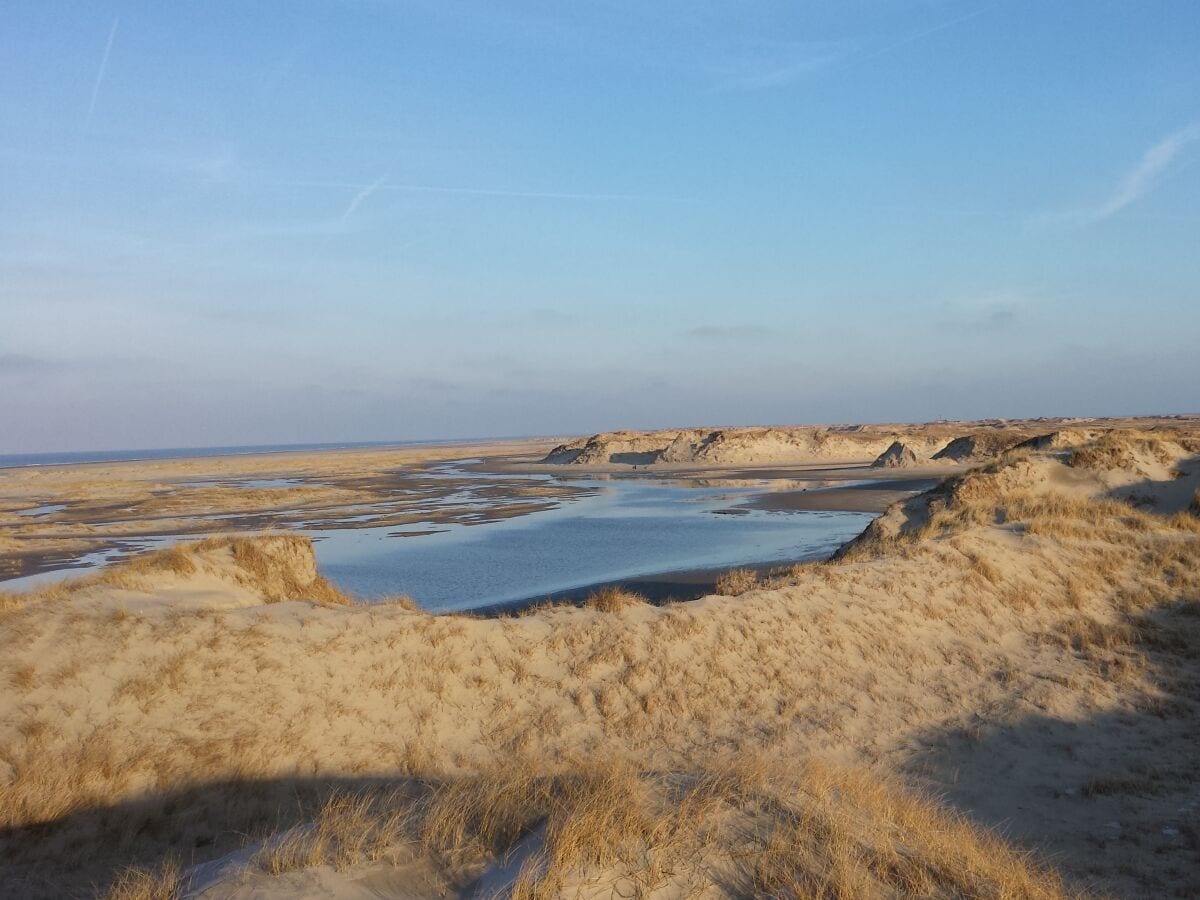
(545, 425, 931, 467)
(1013, 429, 1100, 453)
(929, 432, 1025, 463)
(541, 429, 683, 464)
(871, 441, 920, 468)
(539, 418, 1165, 467)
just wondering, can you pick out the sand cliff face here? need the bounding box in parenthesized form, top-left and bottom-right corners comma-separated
(871, 441, 920, 468)
(543, 423, 1014, 467)
(542, 417, 1199, 468)
(3, 425, 1200, 898)
(544, 425, 930, 466)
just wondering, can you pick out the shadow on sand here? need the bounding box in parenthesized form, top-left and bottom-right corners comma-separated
(903, 598, 1200, 897)
(1, 774, 430, 898)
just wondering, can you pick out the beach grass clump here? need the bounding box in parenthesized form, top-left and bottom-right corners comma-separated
(714, 567, 758, 596)
(584, 586, 646, 613)
(102, 858, 182, 900)
(254, 790, 411, 875)
(376, 593, 421, 611)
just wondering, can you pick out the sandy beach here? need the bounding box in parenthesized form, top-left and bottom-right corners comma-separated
(2, 421, 1199, 898)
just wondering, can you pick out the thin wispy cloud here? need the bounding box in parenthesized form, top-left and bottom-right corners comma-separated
(84, 17, 119, 129)
(939, 292, 1028, 334)
(718, 42, 851, 91)
(849, 4, 998, 70)
(722, 4, 997, 92)
(0, 353, 60, 375)
(340, 171, 389, 223)
(1036, 122, 1200, 229)
(275, 177, 683, 203)
(683, 324, 775, 341)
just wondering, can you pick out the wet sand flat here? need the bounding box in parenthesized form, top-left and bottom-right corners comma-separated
(0, 438, 570, 581)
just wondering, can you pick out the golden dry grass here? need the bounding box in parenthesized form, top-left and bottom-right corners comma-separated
(254, 790, 412, 876)
(714, 567, 758, 596)
(582, 586, 646, 613)
(102, 858, 182, 900)
(239, 755, 1080, 899)
(0, 534, 351, 612)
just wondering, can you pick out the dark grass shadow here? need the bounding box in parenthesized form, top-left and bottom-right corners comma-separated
(0, 774, 428, 899)
(902, 598, 1200, 898)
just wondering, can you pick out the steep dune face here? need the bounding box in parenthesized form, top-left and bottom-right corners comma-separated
(871, 440, 919, 468)
(1014, 429, 1100, 453)
(930, 432, 1025, 463)
(540, 420, 1104, 467)
(544, 425, 934, 466)
(543, 430, 686, 464)
(3, 432, 1200, 897)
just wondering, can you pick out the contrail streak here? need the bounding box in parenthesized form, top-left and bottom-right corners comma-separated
(340, 171, 389, 223)
(84, 17, 119, 129)
(278, 177, 682, 203)
(852, 3, 998, 68)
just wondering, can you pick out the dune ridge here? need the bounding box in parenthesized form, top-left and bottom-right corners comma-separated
(2, 428, 1199, 896)
(540, 416, 1199, 468)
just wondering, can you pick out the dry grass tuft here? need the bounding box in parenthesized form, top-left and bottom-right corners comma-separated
(583, 587, 646, 613)
(255, 790, 410, 875)
(102, 857, 182, 900)
(376, 593, 421, 611)
(224, 536, 351, 605)
(714, 567, 758, 596)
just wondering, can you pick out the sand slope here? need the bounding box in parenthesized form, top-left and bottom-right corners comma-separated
(540, 417, 1197, 468)
(2, 428, 1200, 897)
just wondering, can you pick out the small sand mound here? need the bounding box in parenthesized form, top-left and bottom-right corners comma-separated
(931, 433, 1021, 463)
(871, 441, 919, 468)
(1, 534, 350, 612)
(543, 431, 679, 465)
(1014, 429, 1098, 453)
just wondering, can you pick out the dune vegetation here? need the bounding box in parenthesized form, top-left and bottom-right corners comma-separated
(2, 426, 1199, 897)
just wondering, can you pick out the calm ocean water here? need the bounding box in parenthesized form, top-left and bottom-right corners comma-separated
(0, 438, 505, 469)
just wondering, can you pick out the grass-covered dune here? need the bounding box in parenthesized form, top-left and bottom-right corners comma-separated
(2, 429, 1199, 898)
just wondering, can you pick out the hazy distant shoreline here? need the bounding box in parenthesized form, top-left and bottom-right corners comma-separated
(0, 436, 551, 470)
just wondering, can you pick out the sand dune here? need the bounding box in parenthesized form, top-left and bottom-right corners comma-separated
(540, 416, 1195, 468)
(2, 426, 1200, 897)
(870, 440, 919, 468)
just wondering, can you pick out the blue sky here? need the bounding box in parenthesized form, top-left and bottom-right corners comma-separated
(2, 1, 1198, 452)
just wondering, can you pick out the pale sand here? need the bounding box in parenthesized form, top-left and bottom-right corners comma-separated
(1, 426, 1199, 897)
(535, 416, 1200, 469)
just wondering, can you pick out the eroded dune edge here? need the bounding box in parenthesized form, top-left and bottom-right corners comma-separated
(3, 428, 1200, 898)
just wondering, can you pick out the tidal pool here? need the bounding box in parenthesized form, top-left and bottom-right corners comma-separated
(313, 475, 873, 612)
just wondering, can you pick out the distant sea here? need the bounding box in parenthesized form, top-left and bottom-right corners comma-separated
(0, 438, 502, 470)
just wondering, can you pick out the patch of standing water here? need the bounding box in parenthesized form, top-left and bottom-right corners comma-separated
(313, 476, 873, 612)
(0, 465, 876, 612)
(16, 504, 67, 517)
(0, 537, 175, 592)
